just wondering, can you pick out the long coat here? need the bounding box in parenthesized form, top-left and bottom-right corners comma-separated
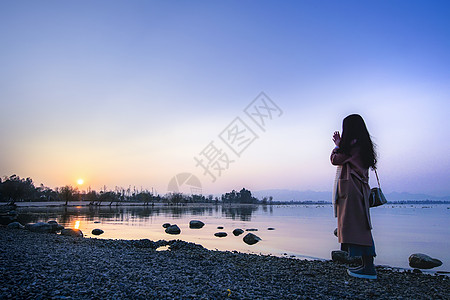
(331, 146, 373, 246)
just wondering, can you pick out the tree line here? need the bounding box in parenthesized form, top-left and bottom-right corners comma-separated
(0, 175, 273, 206)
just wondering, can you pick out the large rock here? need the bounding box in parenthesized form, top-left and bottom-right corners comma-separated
(331, 250, 361, 264)
(165, 224, 181, 235)
(7, 221, 24, 229)
(91, 229, 104, 235)
(47, 221, 64, 232)
(233, 228, 244, 236)
(189, 220, 205, 229)
(409, 253, 443, 269)
(25, 222, 54, 233)
(214, 232, 227, 237)
(61, 228, 84, 237)
(243, 233, 261, 245)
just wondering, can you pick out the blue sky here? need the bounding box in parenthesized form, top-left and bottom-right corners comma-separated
(1, 1, 449, 196)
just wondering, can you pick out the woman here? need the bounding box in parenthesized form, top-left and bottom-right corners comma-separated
(331, 114, 377, 279)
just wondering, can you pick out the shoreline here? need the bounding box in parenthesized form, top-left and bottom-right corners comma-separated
(4, 203, 449, 274)
(1, 228, 448, 299)
(4, 201, 450, 208)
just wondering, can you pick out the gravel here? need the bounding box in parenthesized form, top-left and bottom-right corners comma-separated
(1, 227, 448, 299)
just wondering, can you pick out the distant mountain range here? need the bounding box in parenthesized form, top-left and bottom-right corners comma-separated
(252, 189, 450, 202)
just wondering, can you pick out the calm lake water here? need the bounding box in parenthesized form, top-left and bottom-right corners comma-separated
(14, 203, 450, 272)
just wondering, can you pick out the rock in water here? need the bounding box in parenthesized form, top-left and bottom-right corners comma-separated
(25, 222, 54, 233)
(7, 222, 24, 229)
(331, 250, 361, 264)
(243, 233, 261, 245)
(61, 228, 84, 237)
(267, 227, 275, 231)
(189, 220, 205, 229)
(233, 229, 244, 236)
(333, 228, 338, 237)
(162, 223, 171, 228)
(409, 253, 443, 269)
(214, 232, 227, 237)
(165, 225, 181, 235)
(91, 229, 104, 235)
(47, 221, 64, 232)
(246, 228, 258, 232)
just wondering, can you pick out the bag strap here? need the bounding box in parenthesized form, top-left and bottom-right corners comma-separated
(374, 169, 381, 188)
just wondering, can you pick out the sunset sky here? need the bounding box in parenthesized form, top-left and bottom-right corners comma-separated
(1, 1, 449, 196)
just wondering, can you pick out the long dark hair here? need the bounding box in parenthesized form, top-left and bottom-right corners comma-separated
(339, 114, 377, 169)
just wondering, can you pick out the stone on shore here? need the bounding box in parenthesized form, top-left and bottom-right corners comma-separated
(25, 222, 54, 233)
(233, 229, 244, 236)
(92, 229, 104, 235)
(61, 228, 84, 237)
(217, 226, 224, 229)
(214, 232, 227, 237)
(189, 220, 205, 229)
(331, 250, 361, 264)
(165, 225, 181, 235)
(162, 223, 171, 228)
(246, 228, 258, 232)
(243, 233, 261, 245)
(409, 253, 443, 269)
(7, 221, 24, 229)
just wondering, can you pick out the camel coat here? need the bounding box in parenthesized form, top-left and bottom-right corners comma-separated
(331, 146, 373, 247)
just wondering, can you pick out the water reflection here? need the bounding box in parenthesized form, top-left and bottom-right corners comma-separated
(17, 204, 268, 226)
(221, 205, 259, 221)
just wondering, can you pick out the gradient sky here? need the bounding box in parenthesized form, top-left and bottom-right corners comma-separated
(1, 1, 449, 196)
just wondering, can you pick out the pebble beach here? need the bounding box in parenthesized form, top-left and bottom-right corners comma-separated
(1, 227, 448, 299)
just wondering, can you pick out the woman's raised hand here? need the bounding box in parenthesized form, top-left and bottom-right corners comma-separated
(333, 131, 341, 147)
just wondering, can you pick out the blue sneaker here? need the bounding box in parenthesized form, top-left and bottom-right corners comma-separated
(348, 265, 364, 272)
(347, 267, 377, 280)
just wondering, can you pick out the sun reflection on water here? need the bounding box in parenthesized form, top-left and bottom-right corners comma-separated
(74, 220, 80, 229)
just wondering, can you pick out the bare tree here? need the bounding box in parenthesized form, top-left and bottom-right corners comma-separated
(57, 185, 77, 206)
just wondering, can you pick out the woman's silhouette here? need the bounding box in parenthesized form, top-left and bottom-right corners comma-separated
(331, 114, 378, 279)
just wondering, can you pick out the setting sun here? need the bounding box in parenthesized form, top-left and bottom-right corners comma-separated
(76, 178, 84, 185)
